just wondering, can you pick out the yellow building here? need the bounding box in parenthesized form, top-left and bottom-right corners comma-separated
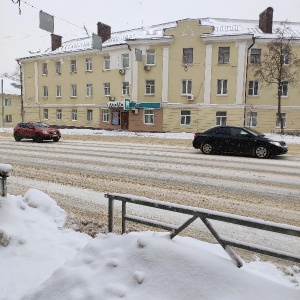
(17, 7, 300, 133)
(0, 77, 21, 127)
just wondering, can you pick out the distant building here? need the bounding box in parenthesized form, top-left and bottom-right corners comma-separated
(0, 76, 21, 127)
(17, 7, 300, 133)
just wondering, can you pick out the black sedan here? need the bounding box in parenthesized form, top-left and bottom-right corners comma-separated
(193, 126, 288, 158)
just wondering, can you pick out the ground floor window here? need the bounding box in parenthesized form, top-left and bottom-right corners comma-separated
(180, 110, 191, 125)
(216, 111, 227, 126)
(87, 109, 93, 121)
(56, 109, 62, 120)
(276, 113, 286, 128)
(71, 109, 78, 121)
(5, 115, 12, 123)
(144, 109, 154, 124)
(246, 112, 257, 127)
(43, 108, 48, 120)
(103, 109, 110, 122)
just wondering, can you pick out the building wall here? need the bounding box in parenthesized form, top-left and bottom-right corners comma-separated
(0, 93, 21, 127)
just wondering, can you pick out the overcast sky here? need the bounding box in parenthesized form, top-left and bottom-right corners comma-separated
(1, 0, 299, 75)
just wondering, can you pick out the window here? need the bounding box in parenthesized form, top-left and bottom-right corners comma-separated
(103, 109, 110, 122)
(180, 110, 191, 125)
(182, 48, 193, 64)
(56, 85, 62, 98)
(145, 80, 155, 95)
(276, 113, 286, 128)
(43, 108, 48, 120)
(250, 49, 261, 64)
(55, 61, 61, 74)
(182, 80, 192, 95)
(104, 83, 110, 96)
(283, 50, 290, 65)
(218, 47, 230, 64)
(144, 109, 154, 124)
(86, 58, 93, 71)
(43, 86, 48, 98)
(71, 109, 77, 121)
(248, 81, 259, 96)
(217, 79, 228, 95)
(87, 109, 93, 121)
(86, 84, 93, 97)
(71, 84, 77, 97)
(70, 60, 77, 73)
(42, 63, 48, 75)
(246, 112, 257, 127)
(4, 98, 11, 106)
(216, 111, 227, 126)
(104, 56, 110, 70)
(5, 115, 12, 123)
(122, 82, 129, 95)
(281, 81, 288, 97)
(146, 49, 155, 65)
(56, 109, 62, 120)
(122, 53, 129, 68)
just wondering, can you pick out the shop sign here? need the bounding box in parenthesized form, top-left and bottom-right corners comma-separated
(107, 101, 123, 108)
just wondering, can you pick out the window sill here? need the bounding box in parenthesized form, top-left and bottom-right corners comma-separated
(71, 97, 77, 99)
(216, 94, 228, 96)
(144, 94, 155, 96)
(56, 96, 62, 99)
(56, 73, 61, 75)
(102, 69, 111, 72)
(70, 71, 77, 74)
(85, 70, 93, 73)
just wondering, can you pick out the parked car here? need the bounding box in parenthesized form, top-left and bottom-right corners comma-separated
(13, 122, 61, 142)
(193, 126, 288, 158)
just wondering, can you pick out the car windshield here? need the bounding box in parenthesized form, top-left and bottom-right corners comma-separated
(34, 123, 50, 129)
(243, 127, 264, 137)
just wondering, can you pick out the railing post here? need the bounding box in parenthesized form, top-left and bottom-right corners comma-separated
(108, 196, 114, 233)
(0, 175, 8, 197)
(122, 201, 126, 234)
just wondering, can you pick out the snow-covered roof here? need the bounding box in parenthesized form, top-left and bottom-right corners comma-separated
(19, 17, 300, 60)
(0, 77, 21, 96)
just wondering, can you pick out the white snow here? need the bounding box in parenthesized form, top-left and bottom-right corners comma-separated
(0, 77, 21, 96)
(0, 160, 300, 299)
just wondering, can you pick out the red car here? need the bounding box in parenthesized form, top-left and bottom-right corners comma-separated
(13, 122, 61, 142)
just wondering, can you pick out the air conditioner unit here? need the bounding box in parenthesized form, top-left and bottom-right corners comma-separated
(187, 94, 194, 101)
(119, 69, 126, 75)
(144, 65, 151, 71)
(131, 108, 139, 114)
(109, 96, 115, 101)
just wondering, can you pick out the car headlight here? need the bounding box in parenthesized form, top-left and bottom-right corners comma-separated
(270, 141, 281, 147)
(42, 130, 48, 134)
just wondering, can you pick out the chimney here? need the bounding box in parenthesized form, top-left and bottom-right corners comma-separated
(97, 22, 111, 43)
(259, 7, 274, 34)
(51, 34, 62, 51)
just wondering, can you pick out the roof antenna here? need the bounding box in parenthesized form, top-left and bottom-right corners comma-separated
(83, 24, 90, 37)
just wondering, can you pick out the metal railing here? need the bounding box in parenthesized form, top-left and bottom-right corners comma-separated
(105, 193, 300, 268)
(0, 164, 13, 197)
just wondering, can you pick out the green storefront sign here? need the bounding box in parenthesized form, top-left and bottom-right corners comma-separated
(123, 99, 161, 110)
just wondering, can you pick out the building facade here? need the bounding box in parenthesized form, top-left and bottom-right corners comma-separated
(17, 8, 300, 133)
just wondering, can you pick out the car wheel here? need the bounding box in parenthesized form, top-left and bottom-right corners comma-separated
(14, 133, 22, 142)
(53, 137, 60, 142)
(201, 142, 213, 154)
(255, 146, 268, 158)
(35, 134, 43, 143)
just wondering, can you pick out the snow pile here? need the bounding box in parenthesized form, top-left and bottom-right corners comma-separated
(0, 185, 299, 299)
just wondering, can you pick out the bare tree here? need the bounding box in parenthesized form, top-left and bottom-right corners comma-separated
(1, 65, 20, 82)
(253, 23, 300, 133)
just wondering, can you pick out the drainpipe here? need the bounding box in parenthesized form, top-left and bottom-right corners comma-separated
(17, 60, 24, 122)
(243, 36, 255, 126)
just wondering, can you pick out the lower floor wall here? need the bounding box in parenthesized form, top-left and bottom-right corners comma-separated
(3, 104, 300, 134)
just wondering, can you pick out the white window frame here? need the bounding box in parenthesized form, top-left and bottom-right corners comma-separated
(42, 63, 48, 75)
(71, 109, 78, 121)
(281, 81, 288, 97)
(103, 56, 110, 70)
(55, 61, 61, 74)
(4, 98, 11, 106)
(104, 83, 110, 96)
(86, 58, 93, 71)
(43, 108, 48, 120)
(122, 53, 129, 68)
(180, 110, 191, 125)
(146, 49, 155, 65)
(248, 81, 259, 96)
(87, 109, 93, 122)
(216, 111, 227, 126)
(145, 80, 155, 95)
(144, 109, 154, 124)
(102, 109, 110, 122)
(182, 48, 193, 64)
(182, 80, 192, 95)
(283, 51, 290, 65)
(56, 109, 62, 120)
(71, 84, 77, 97)
(218, 47, 230, 64)
(70, 60, 77, 73)
(122, 82, 129, 95)
(246, 112, 257, 127)
(276, 113, 286, 128)
(56, 85, 62, 98)
(86, 84, 93, 97)
(5, 115, 12, 123)
(250, 49, 261, 64)
(217, 79, 228, 95)
(43, 86, 48, 98)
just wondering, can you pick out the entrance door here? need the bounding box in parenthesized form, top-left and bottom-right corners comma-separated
(120, 111, 129, 130)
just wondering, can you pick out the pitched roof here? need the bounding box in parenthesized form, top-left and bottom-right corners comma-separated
(0, 77, 21, 96)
